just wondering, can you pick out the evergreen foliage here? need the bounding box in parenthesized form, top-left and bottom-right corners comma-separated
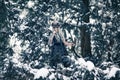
(0, 0, 120, 80)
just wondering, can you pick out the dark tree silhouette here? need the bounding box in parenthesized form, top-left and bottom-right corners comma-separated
(80, 0, 91, 57)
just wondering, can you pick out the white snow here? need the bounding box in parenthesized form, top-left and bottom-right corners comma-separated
(65, 17, 71, 23)
(49, 73, 55, 80)
(41, 48, 46, 53)
(118, 12, 120, 15)
(61, 0, 66, 2)
(65, 29, 71, 39)
(78, 58, 86, 66)
(103, 68, 110, 74)
(107, 22, 112, 26)
(102, 23, 106, 35)
(9, 33, 22, 54)
(48, 26, 53, 31)
(19, 9, 29, 19)
(22, 40, 30, 51)
(63, 75, 70, 80)
(9, 33, 29, 55)
(108, 0, 112, 6)
(30, 68, 49, 79)
(118, 27, 120, 32)
(78, 58, 95, 71)
(102, 23, 106, 28)
(71, 30, 76, 41)
(90, 18, 96, 24)
(9, 0, 17, 5)
(54, 13, 60, 20)
(98, 10, 102, 16)
(12, 57, 20, 64)
(19, 24, 28, 30)
(9, 33, 17, 47)
(86, 61, 95, 71)
(98, 2, 105, 7)
(106, 66, 120, 79)
(90, 6, 95, 11)
(43, 33, 48, 37)
(71, 56, 76, 62)
(27, 1, 35, 8)
(9, 33, 30, 69)
(71, 19, 77, 25)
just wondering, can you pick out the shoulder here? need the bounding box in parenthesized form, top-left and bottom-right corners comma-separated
(59, 29, 64, 35)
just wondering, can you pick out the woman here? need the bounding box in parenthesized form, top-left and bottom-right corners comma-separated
(48, 22, 74, 67)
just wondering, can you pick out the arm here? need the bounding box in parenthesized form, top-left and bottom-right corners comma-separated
(63, 39, 74, 46)
(59, 30, 74, 47)
(48, 32, 56, 46)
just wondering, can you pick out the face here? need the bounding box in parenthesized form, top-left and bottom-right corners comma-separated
(52, 22, 60, 32)
(53, 27, 59, 32)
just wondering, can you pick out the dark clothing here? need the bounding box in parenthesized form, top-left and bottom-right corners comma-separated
(51, 35, 68, 56)
(50, 35, 68, 67)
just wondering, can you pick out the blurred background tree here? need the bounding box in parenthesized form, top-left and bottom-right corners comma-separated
(90, 0, 120, 66)
(0, 0, 11, 79)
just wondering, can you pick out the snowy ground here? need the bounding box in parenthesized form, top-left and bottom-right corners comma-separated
(10, 51, 120, 80)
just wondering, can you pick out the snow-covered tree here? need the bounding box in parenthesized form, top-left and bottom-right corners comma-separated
(0, 0, 120, 80)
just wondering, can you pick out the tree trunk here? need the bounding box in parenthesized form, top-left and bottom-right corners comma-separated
(0, 0, 8, 79)
(81, 0, 91, 57)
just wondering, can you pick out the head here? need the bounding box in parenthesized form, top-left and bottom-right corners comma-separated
(52, 22, 61, 32)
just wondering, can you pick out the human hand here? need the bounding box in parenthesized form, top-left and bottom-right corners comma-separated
(53, 31, 56, 34)
(69, 43, 75, 47)
(67, 43, 75, 49)
(52, 30, 57, 36)
(71, 43, 75, 46)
